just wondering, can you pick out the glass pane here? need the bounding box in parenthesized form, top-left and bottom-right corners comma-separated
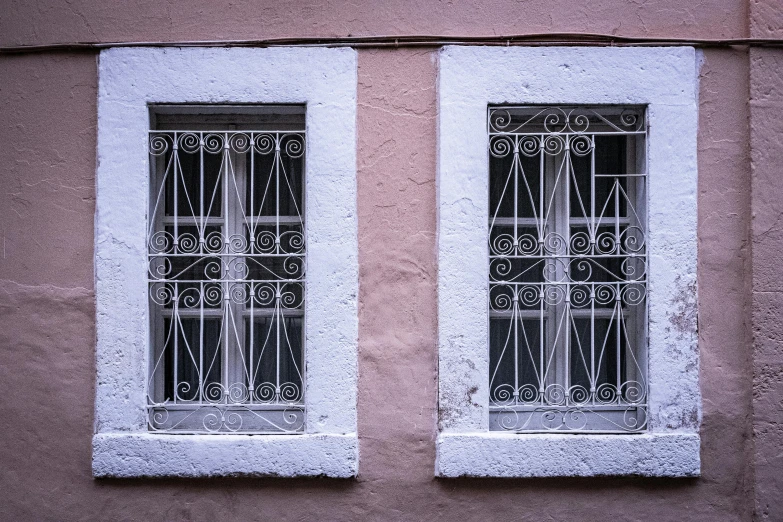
(569, 316, 625, 393)
(245, 316, 304, 404)
(248, 141, 304, 218)
(569, 136, 627, 218)
(163, 318, 222, 402)
(489, 149, 541, 220)
(490, 317, 544, 405)
(164, 146, 222, 218)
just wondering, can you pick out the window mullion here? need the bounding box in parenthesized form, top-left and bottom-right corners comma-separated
(563, 134, 572, 407)
(227, 131, 247, 403)
(249, 135, 255, 406)
(275, 136, 282, 402)
(589, 135, 596, 403)
(538, 135, 545, 404)
(172, 132, 180, 406)
(198, 132, 205, 406)
(221, 132, 231, 405)
(512, 136, 519, 402)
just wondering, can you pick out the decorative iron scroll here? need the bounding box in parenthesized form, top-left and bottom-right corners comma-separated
(147, 130, 305, 433)
(488, 106, 648, 432)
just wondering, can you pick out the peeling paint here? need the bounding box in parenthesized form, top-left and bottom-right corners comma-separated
(668, 275, 698, 338)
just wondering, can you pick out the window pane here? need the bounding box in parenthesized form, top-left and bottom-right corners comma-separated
(569, 317, 624, 393)
(248, 142, 304, 218)
(489, 149, 541, 220)
(490, 317, 544, 405)
(245, 316, 304, 404)
(163, 145, 222, 218)
(163, 318, 222, 402)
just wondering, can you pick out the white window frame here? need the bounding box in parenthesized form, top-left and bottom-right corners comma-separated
(436, 46, 700, 477)
(93, 47, 358, 477)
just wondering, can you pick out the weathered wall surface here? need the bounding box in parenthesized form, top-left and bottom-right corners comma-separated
(0, 0, 749, 47)
(0, 0, 775, 519)
(0, 52, 98, 517)
(749, 48, 783, 519)
(750, 1, 783, 518)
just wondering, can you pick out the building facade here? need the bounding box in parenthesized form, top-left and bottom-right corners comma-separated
(1, 1, 781, 520)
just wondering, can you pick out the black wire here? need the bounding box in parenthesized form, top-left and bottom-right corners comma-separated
(1, 33, 782, 54)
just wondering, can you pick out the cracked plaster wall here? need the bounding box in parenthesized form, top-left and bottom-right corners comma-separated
(0, 0, 774, 518)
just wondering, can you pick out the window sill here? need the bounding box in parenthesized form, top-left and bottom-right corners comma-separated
(93, 432, 358, 478)
(435, 432, 700, 478)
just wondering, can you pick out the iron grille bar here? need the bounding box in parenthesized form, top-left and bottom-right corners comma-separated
(147, 127, 306, 434)
(487, 106, 648, 433)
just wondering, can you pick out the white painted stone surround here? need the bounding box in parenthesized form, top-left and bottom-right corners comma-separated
(436, 46, 700, 477)
(94, 47, 358, 477)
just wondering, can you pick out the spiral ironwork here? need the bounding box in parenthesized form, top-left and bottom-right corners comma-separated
(146, 130, 306, 434)
(488, 106, 648, 433)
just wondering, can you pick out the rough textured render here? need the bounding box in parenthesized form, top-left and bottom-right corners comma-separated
(356, 49, 440, 485)
(0, 0, 749, 48)
(93, 433, 358, 478)
(750, 47, 783, 520)
(437, 432, 700, 477)
(437, 46, 700, 477)
(94, 47, 359, 477)
(0, 42, 759, 522)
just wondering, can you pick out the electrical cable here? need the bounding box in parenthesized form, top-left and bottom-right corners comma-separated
(1, 32, 782, 54)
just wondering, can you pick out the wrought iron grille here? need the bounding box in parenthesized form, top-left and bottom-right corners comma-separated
(488, 106, 648, 432)
(147, 125, 306, 433)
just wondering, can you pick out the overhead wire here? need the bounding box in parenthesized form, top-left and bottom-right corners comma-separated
(1, 32, 782, 54)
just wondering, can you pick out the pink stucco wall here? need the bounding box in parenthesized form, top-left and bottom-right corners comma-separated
(750, 2, 783, 518)
(750, 48, 783, 520)
(0, 0, 750, 46)
(0, 1, 780, 519)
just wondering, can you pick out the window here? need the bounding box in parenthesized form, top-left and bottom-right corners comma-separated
(147, 107, 307, 433)
(93, 47, 358, 478)
(487, 106, 647, 433)
(436, 46, 700, 477)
